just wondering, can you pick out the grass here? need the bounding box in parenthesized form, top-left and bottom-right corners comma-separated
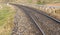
(28, 0, 32, 3)
(0, 4, 16, 35)
(36, 0, 60, 4)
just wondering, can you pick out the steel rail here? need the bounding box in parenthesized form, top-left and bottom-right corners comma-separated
(10, 3, 60, 35)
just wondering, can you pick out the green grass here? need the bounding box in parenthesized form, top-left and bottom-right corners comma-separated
(0, 4, 16, 35)
(0, 5, 11, 26)
(37, 1, 44, 4)
(28, 0, 32, 3)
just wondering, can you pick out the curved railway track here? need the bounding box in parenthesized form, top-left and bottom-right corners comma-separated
(10, 4, 60, 35)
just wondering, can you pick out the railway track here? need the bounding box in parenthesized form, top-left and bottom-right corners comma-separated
(10, 4, 60, 35)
